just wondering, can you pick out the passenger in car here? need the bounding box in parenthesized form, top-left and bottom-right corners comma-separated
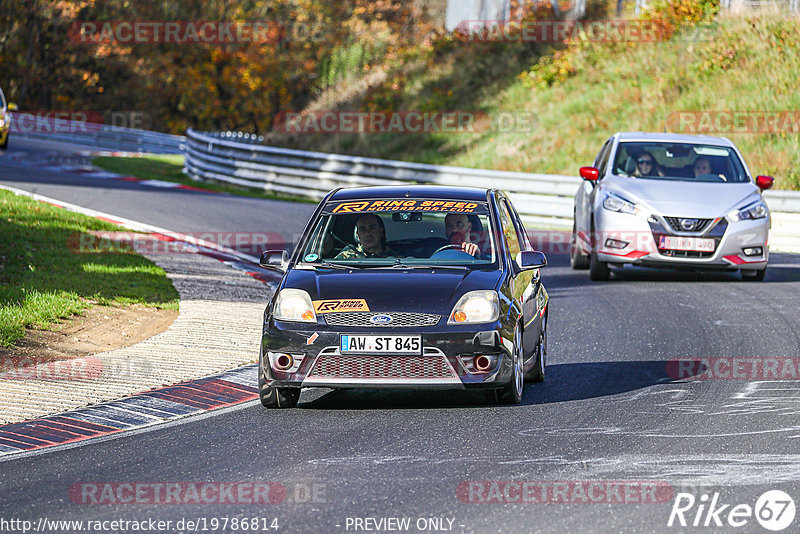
(632, 151, 664, 178)
(444, 213, 481, 256)
(335, 214, 399, 259)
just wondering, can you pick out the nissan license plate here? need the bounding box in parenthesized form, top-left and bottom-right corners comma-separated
(340, 335, 422, 354)
(659, 236, 715, 252)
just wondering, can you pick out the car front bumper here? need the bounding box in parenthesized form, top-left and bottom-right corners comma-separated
(588, 209, 770, 270)
(260, 319, 517, 390)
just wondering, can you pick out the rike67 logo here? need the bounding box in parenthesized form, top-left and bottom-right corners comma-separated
(668, 490, 796, 531)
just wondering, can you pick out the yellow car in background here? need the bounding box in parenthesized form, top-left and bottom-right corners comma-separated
(0, 87, 18, 149)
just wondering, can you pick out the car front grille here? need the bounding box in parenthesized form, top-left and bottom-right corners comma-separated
(664, 217, 712, 234)
(308, 354, 456, 380)
(324, 312, 440, 328)
(658, 249, 714, 259)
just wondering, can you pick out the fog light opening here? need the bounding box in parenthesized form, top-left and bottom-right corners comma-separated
(605, 238, 628, 250)
(474, 355, 492, 372)
(742, 246, 763, 257)
(274, 353, 293, 371)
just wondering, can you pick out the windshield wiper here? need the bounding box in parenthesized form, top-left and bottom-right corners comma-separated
(392, 259, 470, 271)
(314, 261, 362, 270)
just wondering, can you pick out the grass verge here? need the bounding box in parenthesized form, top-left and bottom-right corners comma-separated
(0, 189, 179, 347)
(91, 154, 316, 203)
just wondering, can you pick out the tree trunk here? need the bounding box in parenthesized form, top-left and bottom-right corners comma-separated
(568, 0, 586, 20)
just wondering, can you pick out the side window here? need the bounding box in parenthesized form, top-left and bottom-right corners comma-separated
(593, 139, 611, 168)
(498, 200, 522, 259)
(505, 199, 532, 251)
(597, 139, 613, 176)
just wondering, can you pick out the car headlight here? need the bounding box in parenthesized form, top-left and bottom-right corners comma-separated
(602, 192, 639, 215)
(729, 200, 768, 222)
(448, 290, 499, 325)
(273, 289, 316, 323)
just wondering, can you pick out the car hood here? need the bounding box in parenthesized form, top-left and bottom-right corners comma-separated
(605, 176, 762, 217)
(282, 268, 504, 314)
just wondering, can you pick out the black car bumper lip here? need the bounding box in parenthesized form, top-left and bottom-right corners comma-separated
(261, 322, 513, 389)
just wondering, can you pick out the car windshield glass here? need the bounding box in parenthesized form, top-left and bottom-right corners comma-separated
(613, 142, 749, 183)
(298, 199, 496, 267)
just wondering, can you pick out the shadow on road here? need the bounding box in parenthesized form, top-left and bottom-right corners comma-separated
(297, 360, 677, 410)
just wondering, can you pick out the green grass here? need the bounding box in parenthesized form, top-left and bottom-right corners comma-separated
(91, 154, 316, 203)
(0, 189, 179, 347)
(270, 13, 800, 190)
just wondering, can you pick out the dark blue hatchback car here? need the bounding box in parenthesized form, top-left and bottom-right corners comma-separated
(258, 185, 549, 407)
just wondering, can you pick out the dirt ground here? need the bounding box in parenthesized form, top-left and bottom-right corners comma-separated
(0, 304, 178, 363)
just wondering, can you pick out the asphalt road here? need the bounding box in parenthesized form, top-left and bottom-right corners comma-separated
(2, 137, 800, 533)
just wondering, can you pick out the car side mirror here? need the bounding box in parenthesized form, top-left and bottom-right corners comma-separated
(517, 250, 547, 269)
(579, 166, 600, 182)
(260, 250, 289, 272)
(7, 103, 18, 111)
(755, 175, 774, 191)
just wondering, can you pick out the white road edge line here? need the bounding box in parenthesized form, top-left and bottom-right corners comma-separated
(0, 183, 260, 265)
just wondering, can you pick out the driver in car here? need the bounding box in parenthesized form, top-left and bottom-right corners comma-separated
(693, 157, 712, 177)
(335, 214, 398, 259)
(444, 213, 480, 257)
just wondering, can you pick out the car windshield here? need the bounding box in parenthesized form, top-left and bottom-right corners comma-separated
(298, 198, 497, 267)
(613, 142, 749, 183)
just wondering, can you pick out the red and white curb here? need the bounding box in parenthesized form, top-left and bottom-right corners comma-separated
(0, 365, 258, 457)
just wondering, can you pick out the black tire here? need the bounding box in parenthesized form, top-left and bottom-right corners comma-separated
(0, 137, 7, 149)
(570, 221, 590, 270)
(498, 327, 524, 404)
(741, 268, 766, 282)
(528, 315, 546, 383)
(258, 355, 300, 408)
(589, 247, 610, 281)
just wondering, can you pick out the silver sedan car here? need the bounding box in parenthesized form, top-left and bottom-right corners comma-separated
(571, 132, 774, 281)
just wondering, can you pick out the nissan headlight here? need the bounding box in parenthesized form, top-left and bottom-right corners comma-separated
(729, 200, 768, 222)
(603, 192, 639, 215)
(273, 289, 316, 323)
(448, 291, 499, 325)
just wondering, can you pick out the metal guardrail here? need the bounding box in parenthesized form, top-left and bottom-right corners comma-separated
(10, 116, 184, 154)
(183, 128, 580, 228)
(184, 128, 800, 230)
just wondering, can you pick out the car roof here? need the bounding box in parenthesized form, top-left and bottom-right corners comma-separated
(328, 185, 492, 202)
(615, 132, 734, 146)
